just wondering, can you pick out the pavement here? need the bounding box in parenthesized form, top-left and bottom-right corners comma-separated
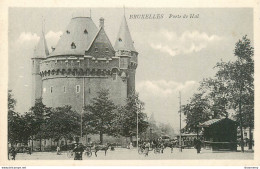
(13, 147, 254, 160)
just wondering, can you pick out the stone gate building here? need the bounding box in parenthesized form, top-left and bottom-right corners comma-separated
(31, 14, 138, 114)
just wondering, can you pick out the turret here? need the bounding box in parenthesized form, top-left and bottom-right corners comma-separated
(31, 30, 49, 106)
(115, 15, 138, 96)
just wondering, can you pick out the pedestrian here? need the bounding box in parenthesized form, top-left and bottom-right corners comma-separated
(144, 141, 150, 157)
(170, 140, 175, 153)
(56, 145, 61, 155)
(194, 138, 202, 154)
(129, 142, 133, 149)
(73, 137, 84, 160)
(10, 146, 17, 160)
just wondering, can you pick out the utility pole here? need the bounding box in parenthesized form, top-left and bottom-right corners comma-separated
(136, 109, 139, 151)
(179, 91, 182, 152)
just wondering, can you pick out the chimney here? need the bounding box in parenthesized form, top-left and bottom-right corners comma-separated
(99, 17, 104, 28)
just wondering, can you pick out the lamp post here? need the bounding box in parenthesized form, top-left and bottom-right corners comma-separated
(179, 91, 182, 152)
(136, 109, 139, 150)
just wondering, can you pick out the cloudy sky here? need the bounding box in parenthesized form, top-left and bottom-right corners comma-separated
(8, 8, 253, 131)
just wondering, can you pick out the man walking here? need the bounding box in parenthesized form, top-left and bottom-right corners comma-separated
(73, 137, 84, 160)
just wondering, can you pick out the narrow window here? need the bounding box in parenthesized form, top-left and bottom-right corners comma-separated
(84, 29, 88, 34)
(63, 86, 66, 93)
(89, 88, 91, 94)
(105, 47, 109, 53)
(76, 85, 80, 93)
(71, 42, 76, 49)
(95, 47, 98, 53)
(50, 86, 53, 93)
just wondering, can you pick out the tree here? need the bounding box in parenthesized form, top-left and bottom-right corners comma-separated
(30, 98, 51, 151)
(83, 89, 117, 144)
(199, 78, 229, 118)
(8, 90, 19, 145)
(46, 105, 80, 145)
(8, 90, 16, 111)
(182, 92, 211, 133)
(215, 35, 254, 151)
(116, 92, 149, 141)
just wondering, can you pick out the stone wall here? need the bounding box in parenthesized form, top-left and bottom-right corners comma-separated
(42, 75, 127, 113)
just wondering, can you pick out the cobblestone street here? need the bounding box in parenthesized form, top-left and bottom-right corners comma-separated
(13, 147, 254, 160)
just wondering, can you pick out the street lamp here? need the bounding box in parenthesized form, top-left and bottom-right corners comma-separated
(136, 108, 139, 150)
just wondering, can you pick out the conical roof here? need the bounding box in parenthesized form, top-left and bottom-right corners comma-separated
(33, 31, 49, 58)
(49, 17, 98, 57)
(114, 16, 136, 52)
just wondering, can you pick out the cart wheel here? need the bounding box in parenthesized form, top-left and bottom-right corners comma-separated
(138, 148, 143, 154)
(85, 151, 92, 157)
(67, 150, 74, 158)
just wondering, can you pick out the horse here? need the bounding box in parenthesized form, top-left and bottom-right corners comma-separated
(93, 143, 111, 157)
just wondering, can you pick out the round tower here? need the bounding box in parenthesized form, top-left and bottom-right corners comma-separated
(39, 17, 127, 113)
(114, 15, 138, 96)
(31, 31, 49, 106)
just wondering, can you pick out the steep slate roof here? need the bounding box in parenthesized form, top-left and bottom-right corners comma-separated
(49, 17, 98, 57)
(86, 26, 115, 58)
(33, 31, 49, 58)
(114, 15, 136, 52)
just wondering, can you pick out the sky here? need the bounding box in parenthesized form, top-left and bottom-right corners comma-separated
(8, 8, 253, 132)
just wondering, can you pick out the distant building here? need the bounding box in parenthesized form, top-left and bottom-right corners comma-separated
(31, 15, 138, 114)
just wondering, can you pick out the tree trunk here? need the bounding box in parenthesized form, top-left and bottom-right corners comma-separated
(65, 137, 67, 149)
(239, 95, 244, 152)
(249, 126, 252, 150)
(40, 135, 42, 152)
(50, 138, 52, 149)
(31, 136, 34, 152)
(100, 131, 103, 144)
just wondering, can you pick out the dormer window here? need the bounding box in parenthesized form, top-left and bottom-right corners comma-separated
(95, 47, 98, 53)
(84, 29, 88, 34)
(118, 38, 122, 42)
(66, 30, 70, 34)
(105, 47, 109, 53)
(71, 42, 76, 49)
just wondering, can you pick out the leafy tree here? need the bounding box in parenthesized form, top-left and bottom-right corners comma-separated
(83, 89, 117, 144)
(199, 78, 229, 118)
(30, 98, 51, 151)
(46, 105, 80, 146)
(116, 92, 149, 141)
(182, 92, 211, 133)
(8, 90, 16, 111)
(215, 35, 254, 151)
(8, 90, 19, 145)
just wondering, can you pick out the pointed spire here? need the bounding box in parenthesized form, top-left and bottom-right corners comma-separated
(114, 14, 136, 52)
(33, 19, 49, 58)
